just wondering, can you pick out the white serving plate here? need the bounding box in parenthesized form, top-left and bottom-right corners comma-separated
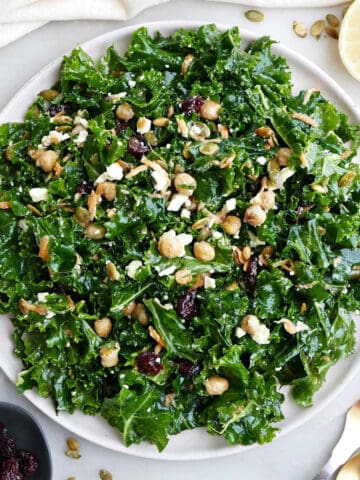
(0, 20, 359, 461)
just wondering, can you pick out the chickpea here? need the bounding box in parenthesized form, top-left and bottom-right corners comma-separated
(174, 173, 197, 196)
(102, 182, 117, 202)
(222, 215, 241, 236)
(277, 147, 292, 167)
(175, 269, 193, 285)
(132, 303, 149, 326)
(84, 223, 106, 240)
(94, 316, 112, 338)
(193, 241, 215, 262)
(205, 376, 229, 396)
(38, 150, 58, 172)
(258, 190, 275, 210)
(244, 205, 267, 227)
(100, 345, 120, 368)
(240, 314, 260, 335)
(200, 99, 221, 121)
(158, 234, 183, 258)
(115, 103, 135, 121)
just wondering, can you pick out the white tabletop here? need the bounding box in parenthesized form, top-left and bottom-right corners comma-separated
(0, 1, 360, 479)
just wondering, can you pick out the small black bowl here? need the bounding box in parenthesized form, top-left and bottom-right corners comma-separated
(0, 402, 52, 479)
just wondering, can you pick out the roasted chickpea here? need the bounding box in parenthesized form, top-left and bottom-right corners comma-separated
(158, 234, 183, 258)
(193, 241, 215, 262)
(132, 303, 149, 326)
(200, 99, 221, 121)
(222, 215, 241, 236)
(277, 147, 292, 167)
(100, 345, 120, 368)
(84, 223, 106, 240)
(38, 149, 58, 172)
(258, 190, 275, 210)
(240, 314, 260, 335)
(205, 376, 229, 395)
(115, 103, 135, 121)
(244, 205, 267, 227)
(94, 316, 112, 338)
(174, 173, 197, 196)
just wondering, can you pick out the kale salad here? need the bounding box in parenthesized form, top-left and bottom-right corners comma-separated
(0, 25, 360, 452)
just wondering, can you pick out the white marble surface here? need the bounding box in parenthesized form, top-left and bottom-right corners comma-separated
(0, 1, 360, 479)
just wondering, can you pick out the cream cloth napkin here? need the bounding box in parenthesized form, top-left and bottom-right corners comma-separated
(0, 0, 169, 48)
(0, 0, 349, 49)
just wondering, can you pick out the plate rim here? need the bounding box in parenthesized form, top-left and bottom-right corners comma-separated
(0, 20, 360, 461)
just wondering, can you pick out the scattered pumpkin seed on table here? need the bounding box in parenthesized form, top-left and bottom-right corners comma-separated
(293, 21, 307, 38)
(244, 10, 264, 22)
(310, 20, 325, 39)
(99, 470, 113, 480)
(326, 13, 340, 27)
(326, 26, 339, 40)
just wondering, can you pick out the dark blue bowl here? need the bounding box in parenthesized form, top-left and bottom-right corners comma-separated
(0, 402, 52, 479)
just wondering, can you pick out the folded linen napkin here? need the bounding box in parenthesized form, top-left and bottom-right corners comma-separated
(0, 0, 168, 48)
(0, 0, 349, 49)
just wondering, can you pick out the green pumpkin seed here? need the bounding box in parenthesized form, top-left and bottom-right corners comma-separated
(189, 122, 211, 141)
(38, 89, 60, 101)
(310, 20, 325, 39)
(74, 207, 90, 225)
(325, 26, 339, 40)
(144, 131, 158, 146)
(326, 13, 340, 27)
(99, 470, 113, 480)
(339, 172, 356, 187)
(293, 21, 307, 38)
(199, 142, 219, 157)
(244, 10, 264, 23)
(65, 450, 81, 459)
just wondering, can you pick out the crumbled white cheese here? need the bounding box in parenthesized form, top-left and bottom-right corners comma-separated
(180, 208, 191, 219)
(248, 231, 266, 248)
(29, 187, 48, 202)
(94, 162, 124, 185)
(18, 219, 28, 232)
(212, 231, 223, 240)
(46, 311, 56, 319)
(158, 265, 177, 277)
(137, 117, 151, 134)
(235, 327, 247, 338)
(149, 163, 170, 192)
(108, 92, 127, 102)
(163, 303, 173, 310)
(74, 193, 82, 202)
(204, 275, 216, 289)
(167, 193, 189, 212)
(128, 80, 136, 88)
(37, 292, 49, 302)
(256, 156, 267, 165)
(224, 198, 236, 213)
(252, 324, 271, 345)
(73, 129, 88, 145)
(41, 130, 70, 147)
(125, 260, 143, 279)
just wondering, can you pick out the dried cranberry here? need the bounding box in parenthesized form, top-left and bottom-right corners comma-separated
(0, 435, 15, 458)
(180, 95, 204, 116)
(178, 360, 201, 377)
(136, 352, 164, 375)
(127, 134, 150, 157)
(1, 457, 23, 480)
(47, 103, 70, 117)
(246, 180, 261, 195)
(76, 180, 93, 195)
(52, 281, 70, 295)
(115, 120, 128, 135)
(17, 451, 38, 476)
(176, 289, 199, 322)
(243, 256, 259, 289)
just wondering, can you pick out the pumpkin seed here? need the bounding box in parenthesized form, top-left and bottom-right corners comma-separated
(199, 142, 219, 156)
(38, 89, 60, 101)
(153, 117, 170, 127)
(99, 470, 113, 480)
(310, 20, 325, 39)
(245, 10, 264, 22)
(339, 172, 356, 187)
(144, 131, 158, 146)
(65, 450, 81, 459)
(325, 26, 339, 40)
(293, 21, 307, 38)
(66, 437, 80, 452)
(74, 207, 90, 225)
(326, 13, 340, 27)
(189, 121, 211, 141)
